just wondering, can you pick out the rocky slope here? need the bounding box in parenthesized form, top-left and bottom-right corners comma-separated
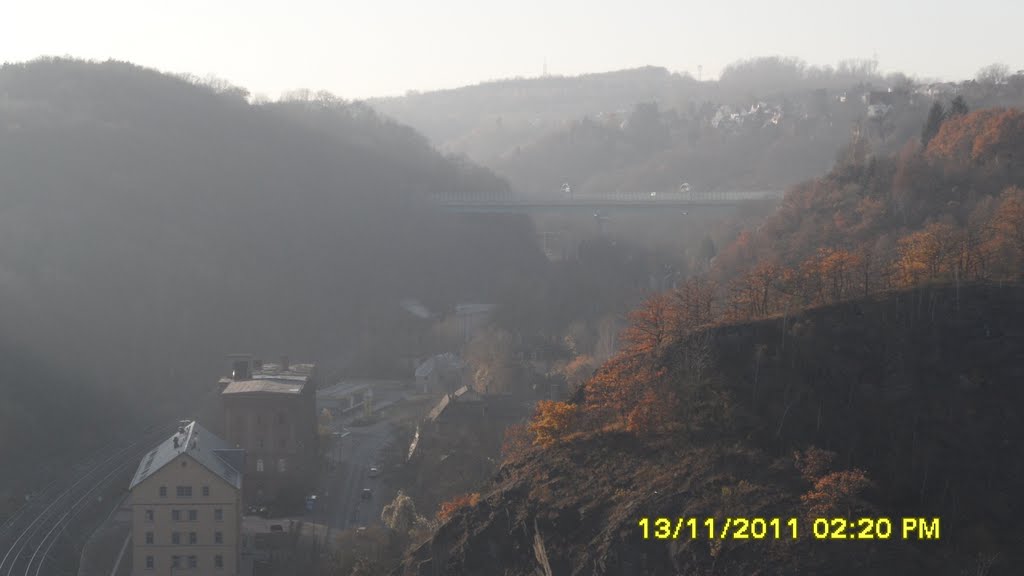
(396, 284, 1024, 575)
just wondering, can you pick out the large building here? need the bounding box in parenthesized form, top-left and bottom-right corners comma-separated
(219, 355, 318, 506)
(128, 421, 243, 576)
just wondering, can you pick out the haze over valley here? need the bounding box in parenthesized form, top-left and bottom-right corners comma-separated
(2, 4, 1024, 574)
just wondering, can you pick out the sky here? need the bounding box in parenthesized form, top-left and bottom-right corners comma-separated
(4, 0, 1022, 100)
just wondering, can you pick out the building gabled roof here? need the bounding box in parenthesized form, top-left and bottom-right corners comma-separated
(416, 353, 465, 379)
(129, 421, 242, 491)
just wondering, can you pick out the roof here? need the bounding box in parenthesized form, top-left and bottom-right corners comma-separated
(428, 385, 485, 422)
(416, 353, 465, 378)
(253, 362, 315, 380)
(415, 356, 437, 378)
(400, 298, 433, 320)
(318, 380, 374, 399)
(427, 394, 451, 422)
(454, 303, 496, 316)
(130, 421, 242, 491)
(222, 380, 304, 395)
(454, 385, 484, 403)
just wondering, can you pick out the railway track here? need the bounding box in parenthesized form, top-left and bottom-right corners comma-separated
(0, 423, 176, 576)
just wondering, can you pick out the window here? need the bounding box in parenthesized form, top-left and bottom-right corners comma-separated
(172, 556, 181, 569)
(278, 458, 287, 473)
(159, 486, 167, 498)
(172, 532, 181, 545)
(145, 555, 154, 569)
(145, 531, 153, 544)
(176, 486, 192, 497)
(214, 509, 224, 522)
(188, 556, 197, 569)
(202, 486, 210, 497)
(172, 510, 181, 522)
(215, 555, 224, 569)
(215, 531, 223, 544)
(144, 509, 154, 522)
(188, 509, 197, 521)
(189, 531, 197, 545)
(256, 459, 264, 472)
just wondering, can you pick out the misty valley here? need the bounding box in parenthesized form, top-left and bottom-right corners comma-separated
(1, 51, 1024, 576)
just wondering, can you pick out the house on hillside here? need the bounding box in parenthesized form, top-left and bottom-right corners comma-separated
(129, 421, 243, 576)
(427, 385, 488, 433)
(219, 354, 318, 506)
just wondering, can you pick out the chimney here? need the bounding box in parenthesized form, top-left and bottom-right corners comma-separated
(280, 355, 290, 371)
(230, 356, 252, 380)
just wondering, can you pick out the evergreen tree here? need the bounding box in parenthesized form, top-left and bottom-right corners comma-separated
(921, 101, 946, 145)
(949, 95, 969, 117)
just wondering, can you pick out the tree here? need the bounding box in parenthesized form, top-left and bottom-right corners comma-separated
(529, 401, 580, 446)
(619, 292, 678, 354)
(381, 491, 430, 536)
(976, 63, 1010, 86)
(501, 422, 532, 461)
(436, 492, 481, 523)
(698, 235, 717, 264)
(992, 187, 1024, 277)
(895, 222, 960, 286)
(921, 101, 946, 146)
(465, 328, 522, 394)
(801, 468, 872, 518)
(796, 448, 872, 518)
(949, 95, 968, 117)
(561, 355, 596, 395)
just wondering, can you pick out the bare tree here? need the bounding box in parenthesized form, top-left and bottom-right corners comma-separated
(976, 63, 1010, 85)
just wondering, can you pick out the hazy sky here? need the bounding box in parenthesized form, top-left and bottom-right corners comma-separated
(4, 0, 1021, 99)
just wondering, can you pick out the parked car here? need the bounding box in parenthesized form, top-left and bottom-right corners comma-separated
(361, 488, 372, 500)
(368, 466, 379, 478)
(269, 524, 284, 533)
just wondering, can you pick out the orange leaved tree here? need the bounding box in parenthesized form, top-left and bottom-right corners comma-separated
(436, 492, 481, 523)
(529, 401, 580, 447)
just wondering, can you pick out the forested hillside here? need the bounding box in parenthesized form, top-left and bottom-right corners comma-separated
(0, 57, 545, 474)
(394, 106, 1024, 575)
(373, 59, 1024, 197)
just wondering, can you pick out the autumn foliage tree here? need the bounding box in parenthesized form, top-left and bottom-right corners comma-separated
(436, 492, 481, 523)
(796, 447, 872, 518)
(895, 222, 962, 286)
(529, 401, 580, 447)
(501, 422, 532, 461)
(801, 469, 873, 518)
(992, 186, 1024, 277)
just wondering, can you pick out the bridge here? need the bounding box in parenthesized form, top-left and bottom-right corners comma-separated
(431, 190, 784, 214)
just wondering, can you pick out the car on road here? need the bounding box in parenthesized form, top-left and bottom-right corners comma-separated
(361, 488, 372, 500)
(368, 466, 379, 478)
(246, 504, 268, 517)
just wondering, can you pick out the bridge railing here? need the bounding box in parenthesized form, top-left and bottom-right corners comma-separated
(430, 190, 783, 204)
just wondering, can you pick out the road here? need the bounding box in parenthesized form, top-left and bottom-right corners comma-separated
(323, 419, 394, 530)
(310, 384, 409, 533)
